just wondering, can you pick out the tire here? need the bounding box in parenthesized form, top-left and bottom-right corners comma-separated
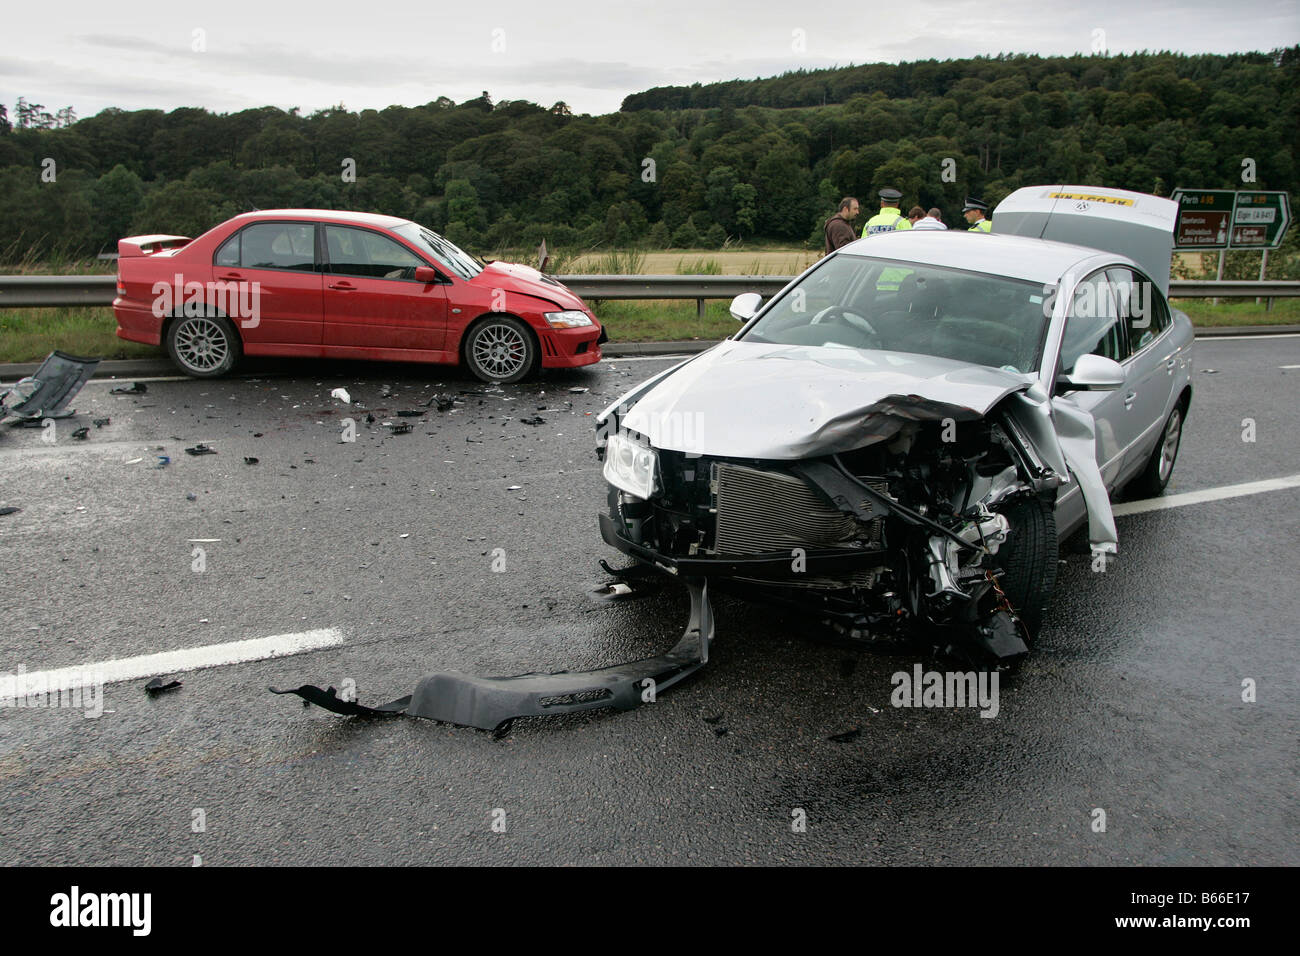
(165, 313, 241, 378)
(463, 315, 538, 384)
(993, 495, 1058, 641)
(1126, 402, 1185, 499)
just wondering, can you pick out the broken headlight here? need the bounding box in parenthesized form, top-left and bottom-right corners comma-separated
(604, 431, 658, 501)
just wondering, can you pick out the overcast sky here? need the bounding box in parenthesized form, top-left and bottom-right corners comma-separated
(3, 0, 1297, 120)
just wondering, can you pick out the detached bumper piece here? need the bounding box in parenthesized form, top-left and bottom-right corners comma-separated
(272, 579, 714, 733)
(0, 351, 100, 421)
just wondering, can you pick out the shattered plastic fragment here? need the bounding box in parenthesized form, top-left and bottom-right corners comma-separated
(385, 422, 413, 434)
(330, 388, 352, 404)
(144, 677, 182, 695)
(185, 444, 217, 456)
(155, 456, 170, 468)
(110, 382, 147, 394)
(93, 418, 110, 428)
(244, 457, 259, 465)
(71, 427, 89, 440)
(0, 507, 20, 517)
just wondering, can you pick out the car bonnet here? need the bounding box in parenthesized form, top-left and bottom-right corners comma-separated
(618, 339, 1036, 459)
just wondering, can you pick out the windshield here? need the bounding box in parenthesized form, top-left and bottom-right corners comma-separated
(741, 254, 1051, 373)
(393, 223, 485, 281)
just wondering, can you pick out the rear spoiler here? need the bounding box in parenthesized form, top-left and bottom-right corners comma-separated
(117, 234, 192, 258)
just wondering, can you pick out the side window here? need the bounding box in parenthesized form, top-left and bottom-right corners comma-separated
(1108, 267, 1168, 357)
(239, 223, 315, 271)
(325, 226, 424, 280)
(1059, 271, 1125, 374)
(214, 234, 239, 268)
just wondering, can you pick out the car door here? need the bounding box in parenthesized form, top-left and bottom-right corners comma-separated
(1055, 268, 1134, 491)
(1107, 267, 1178, 481)
(213, 221, 323, 347)
(322, 224, 448, 353)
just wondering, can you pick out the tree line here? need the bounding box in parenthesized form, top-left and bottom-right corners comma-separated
(0, 49, 1295, 266)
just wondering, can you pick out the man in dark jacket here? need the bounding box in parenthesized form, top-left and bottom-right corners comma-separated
(823, 197, 860, 255)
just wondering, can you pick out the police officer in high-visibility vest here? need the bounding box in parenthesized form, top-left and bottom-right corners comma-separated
(962, 197, 992, 232)
(862, 188, 912, 237)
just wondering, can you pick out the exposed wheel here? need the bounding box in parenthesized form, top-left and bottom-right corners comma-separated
(1127, 403, 1184, 499)
(166, 314, 241, 378)
(463, 315, 538, 384)
(993, 495, 1058, 641)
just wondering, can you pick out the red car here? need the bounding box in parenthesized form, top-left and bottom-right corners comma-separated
(113, 209, 604, 383)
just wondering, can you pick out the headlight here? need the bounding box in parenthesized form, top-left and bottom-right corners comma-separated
(544, 310, 593, 328)
(603, 431, 657, 500)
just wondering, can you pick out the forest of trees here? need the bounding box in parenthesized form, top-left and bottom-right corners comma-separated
(0, 49, 1296, 263)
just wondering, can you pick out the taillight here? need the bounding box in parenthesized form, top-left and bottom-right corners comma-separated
(116, 280, 125, 295)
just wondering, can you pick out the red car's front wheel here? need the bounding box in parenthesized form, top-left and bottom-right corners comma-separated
(464, 315, 538, 384)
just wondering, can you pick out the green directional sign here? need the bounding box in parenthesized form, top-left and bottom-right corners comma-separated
(1171, 189, 1235, 249)
(1229, 191, 1291, 249)
(1172, 189, 1291, 250)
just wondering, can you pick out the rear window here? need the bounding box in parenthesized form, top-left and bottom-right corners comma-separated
(229, 223, 316, 271)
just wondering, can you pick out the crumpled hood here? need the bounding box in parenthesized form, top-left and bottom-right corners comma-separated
(621, 340, 1034, 459)
(474, 261, 586, 311)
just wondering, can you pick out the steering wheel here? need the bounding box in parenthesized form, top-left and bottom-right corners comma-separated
(810, 306, 883, 347)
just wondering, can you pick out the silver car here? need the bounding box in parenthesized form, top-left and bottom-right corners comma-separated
(597, 187, 1192, 662)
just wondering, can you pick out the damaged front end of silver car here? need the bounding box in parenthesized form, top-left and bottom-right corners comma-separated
(596, 373, 1116, 666)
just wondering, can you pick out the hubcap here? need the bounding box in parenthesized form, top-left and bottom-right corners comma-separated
(472, 324, 527, 378)
(1158, 409, 1181, 481)
(175, 318, 229, 372)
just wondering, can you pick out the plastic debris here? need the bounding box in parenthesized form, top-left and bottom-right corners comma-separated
(0, 507, 20, 517)
(330, 388, 352, 404)
(520, 416, 545, 426)
(385, 422, 413, 434)
(506, 485, 523, 491)
(144, 677, 182, 695)
(186, 493, 197, 501)
(395, 410, 425, 417)
(155, 455, 171, 469)
(93, 418, 110, 428)
(185, 443, 217, 456)
(71, 427, 90, 440)
(110, 382, 147, 394)
(244, 456, 259, 465)
(125, 457, 143, 465)
(569, 387, 589, 393)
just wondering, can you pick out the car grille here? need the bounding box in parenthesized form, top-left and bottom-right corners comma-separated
(712, 462, 885, 589)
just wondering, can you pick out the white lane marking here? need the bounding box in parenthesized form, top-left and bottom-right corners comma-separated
(605, 354, 697, 363)
(1198, 333, 1300, 341)
(0, 628, 344, 699)
(1114, 474, 1300, 517)
(1280, 364, 1300, 369)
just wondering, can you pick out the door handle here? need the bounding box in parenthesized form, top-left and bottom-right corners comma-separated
(1124, 391, 1137, 408)
(328, 282, 355, 291)
(216, 273, 242, 281)
(1165, 358, 1177, 371)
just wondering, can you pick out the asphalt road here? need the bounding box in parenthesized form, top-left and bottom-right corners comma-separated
(0, 338, 1296, 865)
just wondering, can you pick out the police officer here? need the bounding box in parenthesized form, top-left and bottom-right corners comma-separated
(862, 188, 912, 237)
(962, 197, 992, 232)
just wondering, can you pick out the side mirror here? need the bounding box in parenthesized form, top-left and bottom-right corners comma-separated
(414, 266, 442, 283)
(730, 292, 762, 322)
(1057, 353, 1125, 392)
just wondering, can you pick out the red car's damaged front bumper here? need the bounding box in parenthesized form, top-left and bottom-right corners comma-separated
(540, 323, 606, 369)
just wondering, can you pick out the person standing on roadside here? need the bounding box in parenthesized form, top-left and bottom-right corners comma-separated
(907, 205, 926, 226)
(862, 188, 912, 236)
(913, 207, 947, 230)
(823, 197, 861, 255)
(962, 197, 992, 232)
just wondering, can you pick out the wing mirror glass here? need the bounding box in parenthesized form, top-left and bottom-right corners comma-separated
(730, 292, 762, 322)
(1057, 353, 1125, 392)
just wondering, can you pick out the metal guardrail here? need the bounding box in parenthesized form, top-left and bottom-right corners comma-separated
(0, 274, 1297, 312)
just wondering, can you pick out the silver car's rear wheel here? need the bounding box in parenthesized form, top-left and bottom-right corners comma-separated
(1129, 402, 1186, 498)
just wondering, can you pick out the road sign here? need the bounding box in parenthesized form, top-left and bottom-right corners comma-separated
(1172, 189, 1292, 250)
(1230, 191, 1291, 249)
(1172, 189, 1235, 249)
